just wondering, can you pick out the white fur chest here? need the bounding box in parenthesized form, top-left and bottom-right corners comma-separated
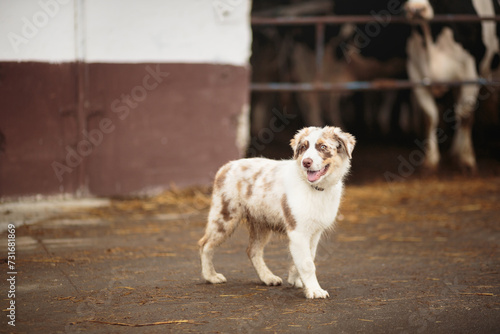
(282, 162, 343, 233)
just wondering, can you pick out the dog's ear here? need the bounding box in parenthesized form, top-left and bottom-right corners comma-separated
(338, 132, 356, 159)
(290, 127, 312, 159)
(324, 126, 356, 159)
(290, 130, 302, 159)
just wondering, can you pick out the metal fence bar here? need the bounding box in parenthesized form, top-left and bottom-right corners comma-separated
(251, 14, 500, 25)
(251, 14, 500, 93)
(251, 79, 500, 93)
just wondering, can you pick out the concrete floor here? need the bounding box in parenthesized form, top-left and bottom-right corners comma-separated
(1, 173, 499, 333)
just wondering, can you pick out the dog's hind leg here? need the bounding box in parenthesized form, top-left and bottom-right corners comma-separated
(288, 264, 303, 288)
(199, 205, 240, 284)
(247, 223, 283, 286)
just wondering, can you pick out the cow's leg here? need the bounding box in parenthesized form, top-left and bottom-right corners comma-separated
(326, 94, 344, 128)
(292, 43, 324, 127)
(378, 90, 398, 135)
(407, 32, 441, 171)
(251, 94, 273, 137)
(297, 92, 324, 126)
(412, 86, 440, 171)
(451, 83, 479, 173)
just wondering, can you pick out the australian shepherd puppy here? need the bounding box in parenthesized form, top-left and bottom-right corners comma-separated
(198, 126, 355, 298)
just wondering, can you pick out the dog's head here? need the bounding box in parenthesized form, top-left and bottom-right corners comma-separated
(290, 126, 356, 187)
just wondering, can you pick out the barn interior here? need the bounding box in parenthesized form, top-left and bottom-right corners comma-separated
(1, 1, 500, 333)
(249, 0, 500, 183)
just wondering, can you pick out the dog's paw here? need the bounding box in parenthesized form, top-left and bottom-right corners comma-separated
(206, 273, 227, 284)
(288, 276, 304, 288)
(305, 288, 329, 299)
(263, 275, 283, 286)
(287, 267, 303, 288)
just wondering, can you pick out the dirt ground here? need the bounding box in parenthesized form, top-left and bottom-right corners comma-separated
(2, 144, 500, 334)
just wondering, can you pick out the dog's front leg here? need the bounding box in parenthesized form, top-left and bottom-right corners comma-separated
(288, 231, 322, 288)
(288, 231, 329, 299)
(310, 231, 322, 260)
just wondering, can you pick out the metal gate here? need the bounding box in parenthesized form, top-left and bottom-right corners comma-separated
(250, 14, 500, 92)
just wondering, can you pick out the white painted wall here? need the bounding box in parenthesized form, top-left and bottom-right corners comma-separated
(0, 0, 252, 66)
(0, 0, 76, 62)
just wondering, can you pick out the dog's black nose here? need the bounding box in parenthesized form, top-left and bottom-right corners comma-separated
(302, 158, 313, 168)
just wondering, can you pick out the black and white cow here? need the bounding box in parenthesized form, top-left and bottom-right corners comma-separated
(404, 0, 500, 172)
(290, 0, 414, 134)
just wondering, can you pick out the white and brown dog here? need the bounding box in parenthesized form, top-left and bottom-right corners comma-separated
(198, 126, 355, 299)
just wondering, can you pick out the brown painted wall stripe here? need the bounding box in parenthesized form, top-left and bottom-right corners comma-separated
(0, 62, 249, 198)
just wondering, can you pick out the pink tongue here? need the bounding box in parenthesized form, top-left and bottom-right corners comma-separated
(307, 170, 322, 182)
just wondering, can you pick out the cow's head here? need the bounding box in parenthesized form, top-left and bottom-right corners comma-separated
(404, 0, 434, 21)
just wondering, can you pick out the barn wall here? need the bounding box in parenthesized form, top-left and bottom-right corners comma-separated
(0, 0, 251, 198)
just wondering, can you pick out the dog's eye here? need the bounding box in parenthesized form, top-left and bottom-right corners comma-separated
(320, 144, 327, 150)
